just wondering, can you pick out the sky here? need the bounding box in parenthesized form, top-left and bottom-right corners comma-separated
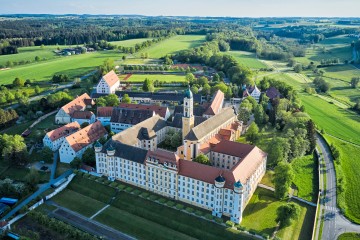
(0, 0, 359, 17)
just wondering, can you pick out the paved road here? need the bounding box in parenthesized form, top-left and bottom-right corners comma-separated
(1, 169, 72, 221)
(5, 70, 97, 110)
(317, 134, 360, 240)
(48, 203, 135, 240)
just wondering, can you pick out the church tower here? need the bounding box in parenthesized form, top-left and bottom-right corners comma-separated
(182, 87, 195, 140)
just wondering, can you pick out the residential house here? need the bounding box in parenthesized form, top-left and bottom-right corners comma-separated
(55, 93, 93, 124)
(42, 122, 81, 151)
(96, 70, 120, 94)
(71, 111, 96, 125)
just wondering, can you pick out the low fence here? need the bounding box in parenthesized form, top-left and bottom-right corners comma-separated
(46, 174, 76, 200)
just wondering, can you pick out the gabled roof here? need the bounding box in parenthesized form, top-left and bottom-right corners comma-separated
(71, 111, 94, 120)
(97, 107, 113, 118)
(102, 139, 148, 164)
(119, 103, 168, 118)
(112, 115, 167, 146)
(211, 140, 255, 159)
(60, 93, 91, 115)
(147, 148, 179, 165)
(46, 122, 81, 142)
(65, 121, 107, 152)
(203, 90, 224, 116)
(185, 107, 236, 141)
(170, 113, 207, 129)
(110, 108, 154, 125)
(102, 70, 120, 88)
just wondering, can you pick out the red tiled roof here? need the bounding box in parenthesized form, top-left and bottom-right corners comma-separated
(71, 111, 94, 120)
(65, 121, 107, 152)
(204, 90, 224, 115)
(46, 122, 81, 141)
(102, 70, 120, 87)
(147, 149, 179, 165)
(119, 103, 168, 118)
(211, 140, 255, 159)
(97, 107, 113, 118)
(84, 98, 95, 106)
(61, 93, 90, 115)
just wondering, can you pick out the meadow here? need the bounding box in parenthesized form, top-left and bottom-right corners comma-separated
(227, 51, 267, 69)
(110, 38, 153, 47)
(120, 73, 187, 83)
(0, 50, 123, 84)
(135, 35, 206, 58)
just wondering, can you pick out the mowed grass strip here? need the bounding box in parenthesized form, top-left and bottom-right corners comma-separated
(0, 50, 123, 84)
(135, 35, 206, 58)
(324, 135, 360, 224)
(121, 73, 186, 83)
(67, 176, 116, 203)
(300, 94, 360, 145)
(227, 51, 267, 69)
(108, 191, 255, 240)
(52, 189, 106, 218)
(291, 155, 319, 203)
(94, 206, 196, 240)
(338, 232, 360, 240)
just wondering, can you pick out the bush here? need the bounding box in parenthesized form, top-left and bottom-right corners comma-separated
(249, 229, 257, 235)
(215, 218, 223, 224)
(195, 210, 204, 216)
(226, 220, 234, 227)
(159, 198, 167, 204)
(83, 173, 90, 178)
(175, 204, 184, 210)
(117, 184, 126, 190)
(262, 233, 270, 239)
(89, 175, 97, 180)
(236, 225, 246, 231)
(185, 207, 194, 213)
(205, 214, 214, 220)
(110, 182, 118, 188)
(96, 177, 104, 183)
(140, 192, 149, 198)
(133, 190, 141, 195)
(149, 195, 158, 201)
(166, 201, 175, 207)
(125, 187, 133, 192)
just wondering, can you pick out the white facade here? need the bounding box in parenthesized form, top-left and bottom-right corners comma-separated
(72, 114, 96, 126)
(43, 134, 64, 151)
(96, 77, 120, 94)
(110, 122, 133, 134)
(97, 116, 111, 126)
(250, 86, 261, 103)
(55, 109, 71, 124)
(59, 139, 94, 163)
(95, 146, 267, 224)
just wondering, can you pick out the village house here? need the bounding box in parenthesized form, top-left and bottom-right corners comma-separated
(96, 70, 120, 94)
(71, 110, 96, 125)
(42, 122, 81, 151)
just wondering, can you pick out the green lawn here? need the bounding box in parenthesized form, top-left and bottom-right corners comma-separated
(135, 35, 206, 58)
(0, 50, 123, 84)
(227, 51, 267, 69)
(324, 135, 360, 224)
(0, 166, 49, 183)
(260, 170, 275, 188)
(52, 189, 106, 218)
(67, 176, 116, 203)
(242, 188, 315, 240)
(291, 155, 319, 202)
(338, 232, 360, 240)
(323, 65, 360, 82)
(121, 73, 187, 83)
(300, 94, 360, 145)
(111, 38, 153, 47)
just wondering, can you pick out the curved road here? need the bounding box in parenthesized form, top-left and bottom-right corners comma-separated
(317, 134, 360, 240)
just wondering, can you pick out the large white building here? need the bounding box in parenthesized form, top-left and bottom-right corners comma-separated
(43, 122, 81, 151)
(96, 70, 120, 94)
(95, 88, 267, 223)
(60, 121, 107, 163)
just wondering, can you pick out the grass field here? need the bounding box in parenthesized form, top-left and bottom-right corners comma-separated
(135, 35, 206, 58)
(227, 51, 267, 69)
(323, 65, 360, 83)
(300, 94, 360, 145)
(291, 155, 319, 202)
(120, 73, 187, 83)
(241, 188, 315, 240)
(260, 170, 275, 188)
(338, 232, 360, 240)
(324, 135, 360, 224)
(111, 38, 153, 47)
(0, 50, 123, 84)
(52, 189, 106, 217)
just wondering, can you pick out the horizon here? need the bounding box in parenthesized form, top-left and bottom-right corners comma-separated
(1, 0, 359, 18)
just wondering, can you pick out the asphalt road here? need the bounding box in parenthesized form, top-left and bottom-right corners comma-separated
(317, 134, 360, 240)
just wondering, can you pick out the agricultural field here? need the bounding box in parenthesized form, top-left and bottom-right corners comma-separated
(241, 188, 315, 240)
(0, 50, 123, 85)
(322, 65, 360, 83)
(227, 51, 267, 69)
(135, 35, 206, 58)
(324, 135, 360, 224)
(110, 38, 153, 47)
(120, 73, 187, 83)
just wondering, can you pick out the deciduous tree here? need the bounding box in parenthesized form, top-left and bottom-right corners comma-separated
(273, 162, 294, 199)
